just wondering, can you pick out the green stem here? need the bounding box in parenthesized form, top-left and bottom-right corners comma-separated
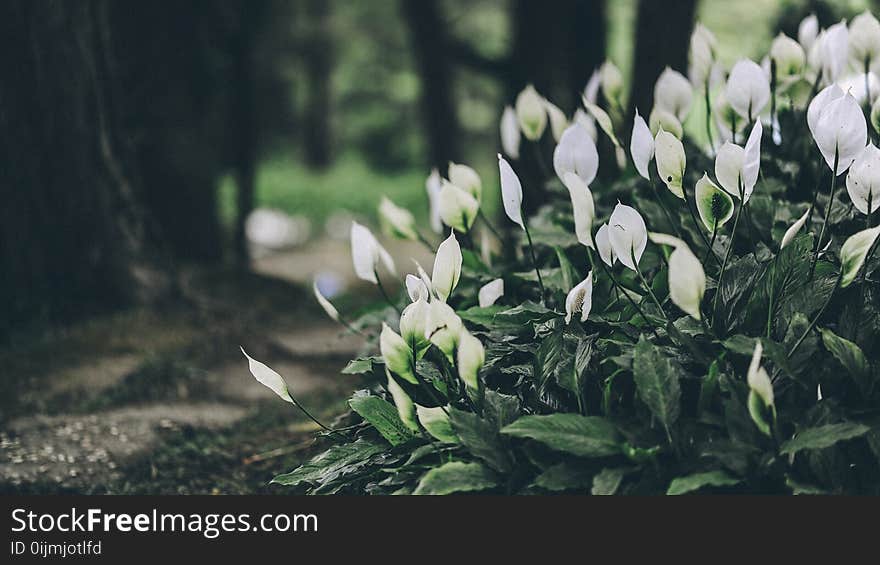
(375, 270, 401, 315)
(703, 222, 719, 265)
(478, 209, 503, 241)
(416, 231, 435, 253)
(811, 147, 839, 278)
(523, 220, 545, 300)
(631, 248, 667, 320)
(713, 184, 745, 321)
(590, 248, 661, 339)
(650, 175, 683, 239)
(785, 271, 842, 362)
(705, 79, 715, 154)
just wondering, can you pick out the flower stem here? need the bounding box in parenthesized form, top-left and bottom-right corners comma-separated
(416, 231, 435, 253)
(590, 248, 660, 339)
(478, 209, 503, 241)
(632, 248, 667, 320)
(650, 178, 683, 239)
(713, 187, 745, 322)
(374, 270, 401, 315)
(523, 221, 546, 300)
(785, 271, 842, 362)
(704, 80, 715, 154)
(703, 222, 719, 265)
(811, 147, 839, 278)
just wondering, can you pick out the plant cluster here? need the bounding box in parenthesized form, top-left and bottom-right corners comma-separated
(244, 13, 880, 495)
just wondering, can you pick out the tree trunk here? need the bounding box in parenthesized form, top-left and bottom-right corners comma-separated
(401, 0, 461, 169)
(303, 0, 334, 169)
(0, 0, 171, 331)
(629, 0, 697, 119)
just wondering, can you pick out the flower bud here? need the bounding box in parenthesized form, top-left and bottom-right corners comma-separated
(380, 322, 416, 384)
(448, 162, 482, 202)
(770, 33, 806, 83)
(432, 232, 462, 302)
(689, 23, 717, 87)
(654, 67, 693, 121)
(378, 196, 418, 241)
(240, 347, 294, 404)
(438, 180, 479, 233)
(667, 243, 705, 320)
(654, 130, 686, 199)
(840, 226, 880, 287)
(630, 110, 655, 180)
(747, 341, 775, 437)
(849, 11, 880, 70)
(500, 105, 521, 159)
(516, 84, 547, 140)
(846, 142, 880, 215)
(498, 154, 525, 230)
(416, 405, 459, 443)
(564, 271, 593, 324)
(425, 168, 443, 234)
(600, 60, 624, 105)
(608, 203, 647, 271)
(478, 278, 504, 308)
(457, 330, 485, 391)
(780, 208, 810, 249)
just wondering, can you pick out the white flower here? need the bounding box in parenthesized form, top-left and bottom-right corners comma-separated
(654, 130, 686, 199)
(714, 120, 762, 201)
(432, 232, 462, 302)
(457, 330, 485, 391)
(543, 98, 569, 142)
(600, 60, 624, 105)
(313, 280, 340, 322)
(809, 88, 867, 174)
(573, 107, 598, 140)
(840, 226, 880, 287)
(596, 223, 617, 266)
(819, 20, 849, 83)
(847, 142, 880, 215)
(689, 23, 717, 87)
(424, 300, 463, 363)
(425, 168, 443, 234)
(630, 110, 655, 180)
(798, 14, 819, 52)
(399, 297, 430, 359)
(648, 232, 687, 249)
(747, 340, 775, 436)
(516, 84, 547, 140)
(378, 196, 418, 241)
(564, 271, 593, 324)
(351, 221, 395, 284)
(563, 172, 596, 248)
(694, 173, 734, 231)
(770, 33, 806, 82)
(583, 68, 601, 104)
(380, 323, 416, 384)
(448, 162, 482, 202)
(438, 180, 479, 233)
(726, 59, 770, 121)
(240, 347, 294, 404)
(553, 122, 599, 188)
(608, 203, 648, 271)
(654, 67, 693, 121)
(780, 208, 810, 249)
(500, 105, 521, 159)
(667, 243, 705, 320)
(478, 278, 504, 308)
(405, 274, 429, 302)
(851, 11, 880, 71)
(581, 97, 621, 147)
(498, 154, 525, 230)
(649, 107, 683, 139)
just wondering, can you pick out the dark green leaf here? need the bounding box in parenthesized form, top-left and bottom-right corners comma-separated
(667, 470, 740, 495)
(534, 326, 564, 389)
(448, 408, 512, 472)
(632, 337, 682, 439)
(501, 414, 621, 457)
(413, 461, 497, 495)
(820, 328, 871, 392)
(483, 390, 521, 429)
(780, 422, 871, 455)
(348, 395, 414, 446)
(271, 439, 386, 487)
(534, 463, 594, 492)
(342, 357, 379, 375)
(457, 305, 505, 328)
(591, 467, 626, 495)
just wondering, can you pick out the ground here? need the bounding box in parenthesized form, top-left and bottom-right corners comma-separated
(0, 238, 429, 494)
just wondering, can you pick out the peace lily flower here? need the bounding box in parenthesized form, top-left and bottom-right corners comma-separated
(818, 20, 849, 83)
(448, 162, 482, 202)
(313, 279, 340, 322)
(695, 173, 734, 231)
(798, 14, 819, 52)
(478, 278, 504, 308)
(424, 300, 463, 363)
(780, 208, 811, 249)
(849, 11, 880, 72)
(438, 180, 479, 233)
(654, 67, 693, 121)
(714, 120, 762, 201)
(770, 33, 806, 86)
(432, 232, 462, 302)
(595, 223, 617, 266)
(240, 347, 294, 404)
(667, 242, 706, 320)
(412, 260, 434, 296)
(608, 203, 648, 271)
(630, 110, 654, 180)
(425, 168, 443, 234)
(726, 59, 770, 121)
(351, 221, 395, 284)
(543, 98, 569, 142)
(416, 405, 459, 443)
(553, 122, 599, 188)
(747, 340, 776, 437)
(654, 130, 686, 199)
(380, 322, 416, 384)
(399, 296, 431, 360)
(378, 196, 418, 241)
(498, 154, 525, 230)
(581, 97, 621, 147)
(840, 226, 880, 287)
(649, 107, 683, 139)
(564, 271, 593, 324)
(808, 86, 866, 174)
(563, 172, 596, 248)
(689, 23, 717, 88)
(516, 84, 547, 140)
(500, 105, 521, 159)
(846, 143, 880, 215)
(386, 370, 419, 432)
(600, 60, 624, 107)
(405, 273, 430, 302)
(457, 329, 485, 392)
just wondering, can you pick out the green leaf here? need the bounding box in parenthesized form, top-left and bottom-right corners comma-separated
(457, 305, 505, 328)
(534, 463, 593, 492)
(501, 414, 621, 457)
(557, 333, 596, 395)
(341, 357, 378, 375)
(483, 390, 521, 429)
(416, 405, 459, 444)
(534, 326, 564, 389)
(632, 337, 682, 439)
(493, 302, 558, 329)
(271, 439, 386, 487)
(348, 395, 414, 446)
(554, 246, 577, 292)
(448, 408, 512, 472)
(820, 328, 870, 391)
(591, 467, 627, 495)
(780, 422, 871, 455)
(413, 461, 497, 495)
(667, 471, 740, 495)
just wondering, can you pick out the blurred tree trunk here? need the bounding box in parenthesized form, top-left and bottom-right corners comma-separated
(303, 0, 334, 169)
(401, 0, 461, 169)
(0, 0, 171, 331)
(629, 0, 697, 119)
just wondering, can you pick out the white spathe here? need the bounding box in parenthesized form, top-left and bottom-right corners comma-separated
(608, 203, 648, 271)
(563, 172, 596, 248)
(810, 89, 867, 174)
(654, 67, 693, 120)
(564, 271, 593, 324)
(846, 142, 880, 214)
(350, 221, 395, 284)
(432, 232, 463, 302)
(478, 278, 504, 308)
(668, 243, 706, 320)
(553, 122, 599, 188)
(498, 154, 525, 230)
(654, 129, 686, 199)
(726, 59, 770, 121)
(630, 110, 654, 180)
(240, 347, 294, 404)
(500, 105, 521, 160)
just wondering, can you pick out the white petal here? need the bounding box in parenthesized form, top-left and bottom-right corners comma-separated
(426, 169, 444, 234)
(448, 162, 482, 201)
(630, 110, 655, 180)
(726, 59, 770, 120)
(653, 67, 693, 120)
(351, 221, 379, 283)
(478, 278, 504, 308)
(406, 274, 429, 302)
(565, 271, 593, 324)
(668, 244, 705, 320)
(516, 85, 547, 140)
(654, 130, 686, 199)
(543, 98, 569, 142)
(313, 280, 340, 322)
(742, 120, 763, 201)
(564, 172, 596, 248)
(781, 208, 810, 249)
(240, 347, 293, 404)
(498, 154, 525, 230)
(714, 143, 745, 198)
(608, 203, 648, 271)
(846, 142, 880, 214)
(596, 223, 617, 266)
(500, 105, 521, 159)
(432, 232, 462, 301)
(581, 97, 621, 147)
(553, 123, 599, 187)
(840, 226, 880, 287)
